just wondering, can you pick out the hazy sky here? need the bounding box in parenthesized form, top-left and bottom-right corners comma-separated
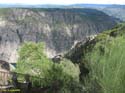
(0, 0, 125, 5)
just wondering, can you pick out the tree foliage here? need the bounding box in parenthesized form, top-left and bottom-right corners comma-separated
(15, 42, 80, 92)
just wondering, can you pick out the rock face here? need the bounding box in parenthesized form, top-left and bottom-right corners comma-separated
(0, 60, 10, 71)
(0, 8, 117, 63)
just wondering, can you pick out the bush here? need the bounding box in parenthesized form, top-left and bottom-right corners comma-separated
(85, 36, 125, 93)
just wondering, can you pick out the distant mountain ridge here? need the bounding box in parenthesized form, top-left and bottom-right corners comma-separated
(0, 3, 125, 21)
(0, 3, 124, 8)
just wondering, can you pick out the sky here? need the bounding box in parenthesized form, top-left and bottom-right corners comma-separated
(0, 0, 125, 5)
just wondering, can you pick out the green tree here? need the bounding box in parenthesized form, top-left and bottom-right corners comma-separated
(15, 42, 53, 87)
(15, 42, 81, 92)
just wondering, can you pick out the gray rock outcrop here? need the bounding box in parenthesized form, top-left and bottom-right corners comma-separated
(0, 8, 117, 63)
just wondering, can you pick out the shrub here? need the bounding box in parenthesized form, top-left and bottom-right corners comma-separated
(85, 36, 125, 93)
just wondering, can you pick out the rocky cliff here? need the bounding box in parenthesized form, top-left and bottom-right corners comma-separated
(0, 8, 117, 63)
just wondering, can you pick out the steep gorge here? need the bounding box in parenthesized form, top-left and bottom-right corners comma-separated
(0, 8, 117, 63)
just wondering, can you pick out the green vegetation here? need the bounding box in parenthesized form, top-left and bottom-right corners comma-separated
(84, 23, 125, 93)
(65, 23, 125, 93)
(15, 42, 52, 84)
(15, 42, 81, 92)
(0, 8, 10, 17)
